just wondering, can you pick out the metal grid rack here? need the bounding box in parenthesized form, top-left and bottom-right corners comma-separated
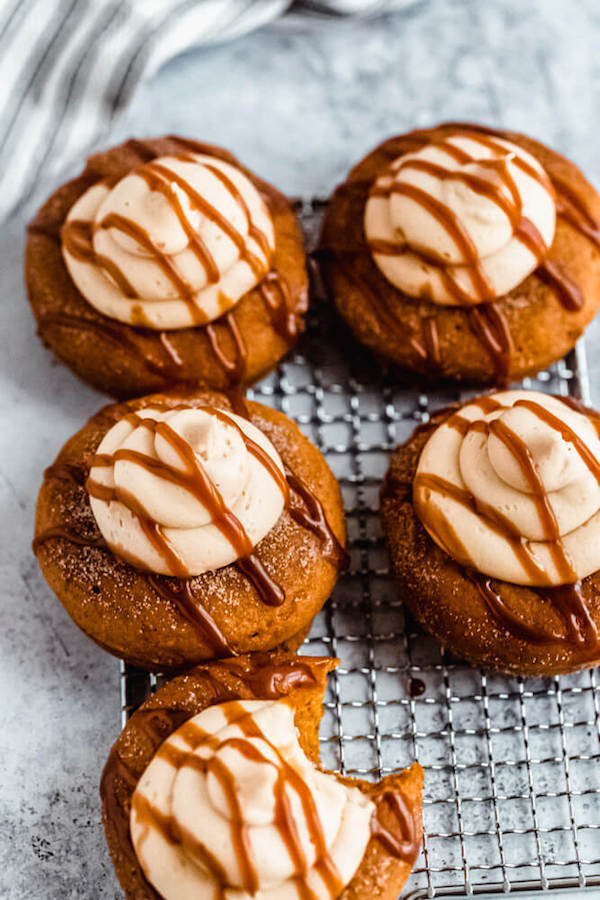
(120, 198, 600, 899)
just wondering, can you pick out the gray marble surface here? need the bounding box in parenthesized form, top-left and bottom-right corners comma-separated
(2, 1, 600, 897)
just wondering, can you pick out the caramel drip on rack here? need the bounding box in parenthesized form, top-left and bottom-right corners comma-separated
(131, 700, 347, 900)
(370, 789, 420, 862)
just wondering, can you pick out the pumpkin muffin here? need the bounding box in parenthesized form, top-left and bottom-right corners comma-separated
(381, 390, 600, 675)
(101, 652, 424, 900)
(26, 135, 308, 397)
(319, 123, 600, 384)
(33, 389, 346, 670)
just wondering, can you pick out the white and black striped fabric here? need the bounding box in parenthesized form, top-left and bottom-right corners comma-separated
(0, 0, 414, 223)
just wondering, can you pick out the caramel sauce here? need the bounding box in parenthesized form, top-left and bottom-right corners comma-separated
(465, 302, 513, 382)
(35, 397, 343, 624)
(534, 259, 584, 311)
(395, 157, 522, 226)
(205, 312, 248, 384)
(259, 271, 301, 342)
(469, 573, 599, 651)
(286, 470, 348, 569)
(384, 181, 496, 302)
(101, 659, 326, 897)
(516, 398, 600, 485)
(553, 174, 600, 251)
(147, 575, 234, 656)
(370, 789, 420, 862)
(32, 525, 106, 554)
(488, 417, 577, 583)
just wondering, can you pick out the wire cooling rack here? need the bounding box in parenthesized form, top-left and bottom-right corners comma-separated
(120, 198, 600, 899)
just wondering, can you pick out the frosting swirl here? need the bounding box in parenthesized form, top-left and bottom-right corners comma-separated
(414, 391, 600, 587)
(62, 152, 275, 329)
(365, 132, 556, 306)
(87, 405, 287, 576)
(130, 699, 374, 900)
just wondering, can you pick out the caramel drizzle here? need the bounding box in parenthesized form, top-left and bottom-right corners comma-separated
(131, 700, 346, 900)
(466, 302, 513, 381)
(205, 311, 247, 385)
(32, 525, 106, 554)
(286, 471, 348, 569)
(469, 573, 598, 650)
(370, 789, 420, 862)
(147, 575, 234, 657)
(553, 174, 600, 251)
(36, 312, 187, 381)
(259, 271, 301, 342)
(514, 398, 600, 484)
(487, 417, 577, 584)
(230, 394, 347, 569)
(419, 396, 600, 648)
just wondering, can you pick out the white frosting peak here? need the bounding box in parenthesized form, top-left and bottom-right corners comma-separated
(87, 405, 286, 576)
(414, 391, 600, 586)
(365, 132, 556, 306)
(130, 699, 374, 900)
(62, 153, 275, 329)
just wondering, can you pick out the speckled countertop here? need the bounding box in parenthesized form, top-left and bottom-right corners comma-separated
(2, 1, 600, 897)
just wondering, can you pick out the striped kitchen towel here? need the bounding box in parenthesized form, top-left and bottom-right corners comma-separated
(0, 0, 415, 224)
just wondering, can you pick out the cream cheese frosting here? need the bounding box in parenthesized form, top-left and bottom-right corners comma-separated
(413, 390, 600, 586)
(61, 152, 275, 330)
(130, 698, 374, 900)
(87, 405, 287, 576)
(364, 132, 556, 306)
